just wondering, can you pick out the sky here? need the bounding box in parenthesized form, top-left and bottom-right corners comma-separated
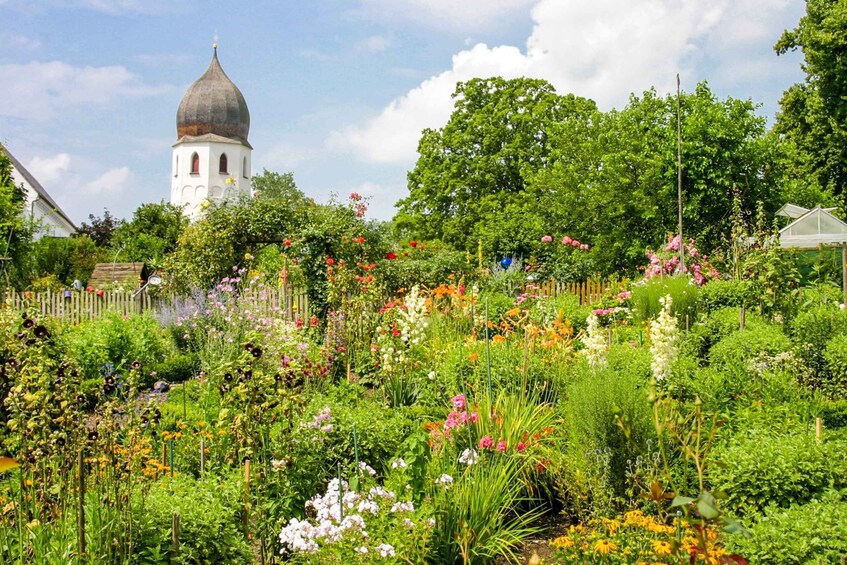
(0, 0, 807, 225)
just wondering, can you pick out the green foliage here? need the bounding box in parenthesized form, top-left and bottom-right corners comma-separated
(152, 352, 198, 384)
(251, 169, 308, 209)
(397, 76, 597, 258)
(631, 275, 699, 325)
(0, 146, 34, 289)
(710, 430, 847, 517)
(823, 334, 847, 398)
(775, 0, 847, 210)
(60, 312, 172, 383)
(727, 491, 847, 565)
(564, 345, 655, 507)
(790, 302, 847, 392)
(708, 324, 791, 375)
(697, 279, 756, 313)
(111, 202, 188, 267)
(29, 234, 106, 286)
(132, 474, 252, 564)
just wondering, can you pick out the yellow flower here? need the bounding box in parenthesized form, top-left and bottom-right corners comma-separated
(593, 540, 617, 555)
(550, 536, 574, 549)
(652, 540, 672, 556)
(568, 524, 586, 535)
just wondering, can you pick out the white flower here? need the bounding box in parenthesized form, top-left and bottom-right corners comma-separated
(376, 543, 396, 558)
(428, 370, 436, 380)
(403, 518, 415, 529)
(581, 314, 608, 369)
(390, 500, 414, 513)
(358, 462, 377, 476)
(271, 459, 287, 472)
(435, 474, 454, 489)
(391, 458, 407, 469)
(459, 448, 479, 466)
(356, 546, 369, 554)
(650, 295, 679, 382)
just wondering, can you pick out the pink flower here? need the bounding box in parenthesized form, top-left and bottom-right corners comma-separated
(516, 442, 527, 452)
(469, 412, 479, 423)
(540, 235, 553, 243)
(561, 236, 572, 245)
(496, 440, 507, 452)
(478, 436, 494, 450)
(580, 244, 590, 251)
(571, 240, 580, 247)
(452, 394, 466, 411)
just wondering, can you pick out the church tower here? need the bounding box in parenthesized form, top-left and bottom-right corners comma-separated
(172, 46, 252, 219)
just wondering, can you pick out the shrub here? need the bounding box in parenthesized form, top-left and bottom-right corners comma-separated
(790, 303, 847, 384)
(697, 278, 755, 313)
(816, 398, 847, 429)
(153, 352, 198, 384)
(61, 312, 171, 383)
(708, 324, 790, 376)
(726, 491, 847, 564)
(132, 474, 252, 564)
(823, 334, 847, 398)
(709, 430, 847, 517)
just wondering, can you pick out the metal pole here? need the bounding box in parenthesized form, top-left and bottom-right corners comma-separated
(677, 74, 685, 274)
(842, 242, 846, 309)
(485, 298, 492, 399)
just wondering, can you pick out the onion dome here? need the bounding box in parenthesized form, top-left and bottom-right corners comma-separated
(176, 47, 250, 143)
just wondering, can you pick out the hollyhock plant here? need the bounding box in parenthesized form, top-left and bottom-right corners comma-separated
(644, 235, 719, 285)
(540, 235, 553, 243)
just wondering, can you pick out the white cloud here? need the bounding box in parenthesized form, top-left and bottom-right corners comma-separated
(358, 0, 535, 30)
(0, 60, 167, 120)
(27, 153, 71, 185)
(84, 167, 130, 195)
(3, 33, 41, 50)
(356, 35, 391, 54)
(332, 0, 800, 165)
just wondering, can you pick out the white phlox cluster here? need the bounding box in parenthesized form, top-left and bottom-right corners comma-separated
(279, 474, 407, 558)
(650, 295, 679, 382)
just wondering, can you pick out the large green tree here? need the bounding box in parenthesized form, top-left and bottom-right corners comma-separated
(110, 202, 188, 267)
(530, 83, 786, 275)
(396, 77, 597, 254)
(775, 0, 847, 212)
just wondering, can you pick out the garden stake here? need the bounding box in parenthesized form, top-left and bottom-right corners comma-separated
(170, 512, 180, 565)
(169, 439, 174, 477)
(816, 417, 823, 442)
(182, 383, 187, 420)
(353, 423, 360, 470)
(244, 459, 251, 527)
(739, 305, 746, 331)
(161, 442, 167, 472)
(485, 298, 492, 400)
(77, 450, 86, 559)
(685, 314, 689, 331)
(200, 438, 205, 474)
(337, 462, 343, 520)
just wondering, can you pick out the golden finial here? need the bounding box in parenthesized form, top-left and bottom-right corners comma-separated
(213, 30, 219, 51)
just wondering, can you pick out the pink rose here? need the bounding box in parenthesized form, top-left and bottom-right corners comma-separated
(540, 235, 553, 243)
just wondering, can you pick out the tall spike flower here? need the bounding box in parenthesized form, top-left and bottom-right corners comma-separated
(650, 295, 679, 382)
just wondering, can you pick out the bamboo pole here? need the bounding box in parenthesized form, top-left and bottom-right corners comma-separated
(170, 513, 180, 564)
(77, 450, 86, 559)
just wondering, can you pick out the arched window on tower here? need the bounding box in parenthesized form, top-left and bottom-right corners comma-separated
(242, 156, 248, 178)
(191, 152, 200, 174)
(219, 153, 228, 174)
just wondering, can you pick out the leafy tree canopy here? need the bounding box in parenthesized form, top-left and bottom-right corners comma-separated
(76, 209, 120, 248)
(111, 202, 188, 267)
(0, 146, 33, 289)
(775, 0, 847, 212)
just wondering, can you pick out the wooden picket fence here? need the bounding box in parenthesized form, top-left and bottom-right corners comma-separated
(1, 285, 311, 324)
(529, 278, 607, 305)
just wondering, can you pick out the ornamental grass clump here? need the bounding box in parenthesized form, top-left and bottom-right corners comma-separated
(650, 295, 679, 382)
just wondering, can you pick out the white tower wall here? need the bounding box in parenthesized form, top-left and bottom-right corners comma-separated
(171, 139, 251, 220)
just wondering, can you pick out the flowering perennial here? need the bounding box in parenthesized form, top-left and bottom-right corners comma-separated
(650, 295, 679, 382)
(581, 314, 608, 370)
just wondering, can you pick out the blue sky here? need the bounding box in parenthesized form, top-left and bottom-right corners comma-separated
(0, 0, 806, 224)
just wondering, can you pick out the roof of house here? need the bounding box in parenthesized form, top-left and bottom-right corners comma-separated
(88, 262, 148, 288)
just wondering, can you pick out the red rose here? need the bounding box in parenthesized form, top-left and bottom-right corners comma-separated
(326, 258, 335, 266)
(284, 239, 292, 247)
(410, 241, 418, 248)
(386, 252, 397, 260)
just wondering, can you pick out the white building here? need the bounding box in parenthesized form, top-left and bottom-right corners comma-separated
(172, 46, 252, 220)
(4, 147, 76, 238)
